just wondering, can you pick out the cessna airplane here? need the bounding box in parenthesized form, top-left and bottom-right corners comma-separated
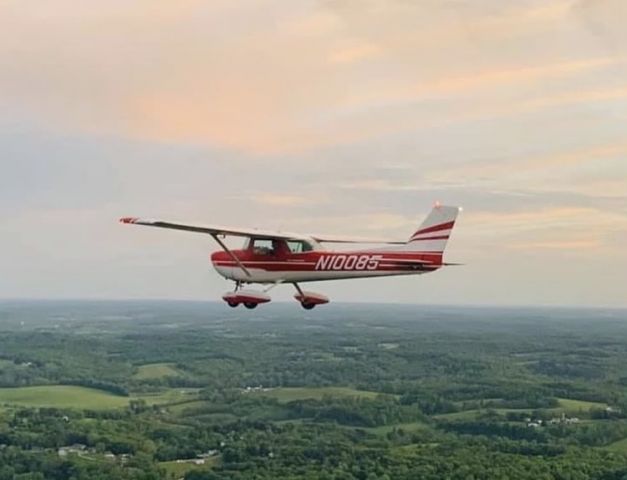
(120, 204, 461, 309)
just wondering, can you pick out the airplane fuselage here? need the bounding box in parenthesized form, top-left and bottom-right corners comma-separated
(210, 241, 441, 284)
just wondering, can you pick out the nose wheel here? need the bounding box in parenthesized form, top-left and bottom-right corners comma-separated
(222, 285, 271, 309)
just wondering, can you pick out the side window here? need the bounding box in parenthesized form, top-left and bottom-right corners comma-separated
(252, 239, 275, 255)
(287, 241, 314, 253)
(287, 241, 303, 253)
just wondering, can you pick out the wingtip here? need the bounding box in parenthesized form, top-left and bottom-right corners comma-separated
(119, 217, 138, 224)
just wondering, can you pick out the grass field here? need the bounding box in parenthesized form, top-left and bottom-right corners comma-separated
(434, 409, 486, 420)
(436, 398, 609, 420)
(254, 387, 381, 403)
(167, 399, 207, 414)
(606, 437, 627, 453)
(276, 419, 430, 436)
(133, 363, 182, 380)
(0, 386, 130, 410)
(137, 388, 201, 406)
(435, 398, 607, 420)
(556, 398, 607, 411)
(159, 458, 217, 477)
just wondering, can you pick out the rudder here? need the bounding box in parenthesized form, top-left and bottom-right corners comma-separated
(401, 205, 461, 253)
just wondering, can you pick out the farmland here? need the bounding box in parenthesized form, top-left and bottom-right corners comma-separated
(0, 301, 626, 479)
(0, 385, 130, 409)
(252, 386, 380, 402)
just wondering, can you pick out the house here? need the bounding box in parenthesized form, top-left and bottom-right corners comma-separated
(58, 444, 87, 457)
(197, 450, 218, 458)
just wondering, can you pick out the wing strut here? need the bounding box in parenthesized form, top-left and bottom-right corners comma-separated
(210, 234, 252, 278)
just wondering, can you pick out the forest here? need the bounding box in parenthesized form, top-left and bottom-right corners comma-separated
(0, 300, 626, 479)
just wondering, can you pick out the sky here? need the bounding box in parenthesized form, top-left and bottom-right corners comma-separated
(1, 0, 626, 307)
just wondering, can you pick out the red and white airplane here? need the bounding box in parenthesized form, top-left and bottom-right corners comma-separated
(120, 204, 461, 309)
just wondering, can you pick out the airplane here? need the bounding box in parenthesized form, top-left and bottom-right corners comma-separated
(120, 204, 461, 310)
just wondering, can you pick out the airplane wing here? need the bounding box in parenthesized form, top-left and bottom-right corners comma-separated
(120, 217, 406, 244)
(119, 217, 308, 241)
(309, 234, 406, 245)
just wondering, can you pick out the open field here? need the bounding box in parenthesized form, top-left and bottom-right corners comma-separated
(0, 385, 203, 410)
(276, 419, 431, 436)
(432, 408, 542, 420)
(159, 458, 217, 477)
(133, 362, 182, 379)
(0, 386, 129, 410)
(556, 398, 607, 411)
(136, 388, 201, 405)
(253, 387, 382, 403)
(606, 438, 627, 454)
(166, 399, 208, 414)
(435, 399, 609, 421)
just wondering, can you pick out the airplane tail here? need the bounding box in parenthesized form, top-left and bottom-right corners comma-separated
(396, 204, 461, 256)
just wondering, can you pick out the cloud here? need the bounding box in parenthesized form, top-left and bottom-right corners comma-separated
(462, 206, 627, 253)
(329, 41, 382, 64)
(507, 239, 601, 250)
(284, 211, 417, 238)
(250, 193, 309, 207)
(517, 85, 627, 114)
(337, 179, 425, 192)
(2, 0, 626, 154)
(339, 56, 623, 110)
(573, 0, 627, 51)
(426, 142, 627, 183)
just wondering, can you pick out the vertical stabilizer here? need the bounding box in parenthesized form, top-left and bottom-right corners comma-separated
(399, 205, 461, 253)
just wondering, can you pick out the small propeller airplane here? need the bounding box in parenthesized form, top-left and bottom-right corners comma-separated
(120, 204, 461, 310)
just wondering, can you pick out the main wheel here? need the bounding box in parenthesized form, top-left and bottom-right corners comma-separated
(301, 302, 316, 310)
(227, 300, 239, 308)
(244, 302, 258, 309)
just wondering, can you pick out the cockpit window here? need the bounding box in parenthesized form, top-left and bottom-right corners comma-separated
(287, 240, 313, 253)
(252, 239, 275, 255)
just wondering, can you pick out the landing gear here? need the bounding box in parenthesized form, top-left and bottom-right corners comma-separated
(293, 283, 329, 310)
(222, 283, 271, 309)
(222, 283, 328, 310)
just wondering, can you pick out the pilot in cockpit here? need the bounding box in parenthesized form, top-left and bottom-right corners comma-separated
(251, 238, 277, 255)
